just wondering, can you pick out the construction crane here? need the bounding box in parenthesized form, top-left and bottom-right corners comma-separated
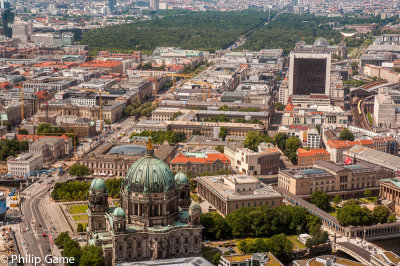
(140, 73, 192, 107)
(190, 80, 214, 101)
(73, 87, 110, 132)
(168, 74, 193, 93)
(20, 88, 24, 122)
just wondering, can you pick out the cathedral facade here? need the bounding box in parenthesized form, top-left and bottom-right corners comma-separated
(87, 140, 202, 266)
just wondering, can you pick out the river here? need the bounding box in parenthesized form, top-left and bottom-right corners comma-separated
(372, 238, 400, 256)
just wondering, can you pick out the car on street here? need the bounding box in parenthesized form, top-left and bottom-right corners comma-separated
(42, 233, 46, 237)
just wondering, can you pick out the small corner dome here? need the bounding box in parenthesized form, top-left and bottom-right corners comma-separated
(189, 201, 201, 213)
(314, 37, 328, 47)
(90, 178, 106, 191)
(113, 207, 125, 218)
(174, 172, 189, 185)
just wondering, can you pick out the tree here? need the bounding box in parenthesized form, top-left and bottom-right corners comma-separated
(171, 111, 183, 120)
(273, 133, 288, 151)
(201, 212, 230, 240)
(275, 102, 285, 111)
(55, 232, 71, 248)
(372, 205, 390, 224)
(343, 199, 360, 206)
(305, 238, 313, 249)
(104, 119, 111, 125)
(311, 191, 331, 212)
(61, 238, 82, 265)
(212, 252, 221, 265)
(339, 128, 355, 141)
(244, 131, 271, 151)
(77, 223, 83, 232)
(17, 128, 29, 135)
(79, 245, 105, 266)
(218, 104, 231, 111)
(284, 137, 300, 164)
(388, 214, 397, 223)
(337, 204, 372, 226)
(364, 188, 372, 198)
(219, 127, 228, 141)
(333, 195, 342, 205)
(69, 164, 91, 179)
(215, 145, 224, 153)
(265, 234, 293, 259)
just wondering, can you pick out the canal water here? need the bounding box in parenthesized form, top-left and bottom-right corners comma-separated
(372, 238, 400, 256)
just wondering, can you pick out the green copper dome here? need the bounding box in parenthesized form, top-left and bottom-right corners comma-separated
(174, 172, 189, 185)
(113, 207, 125, 218)
(123, 138, 176, 194)
(90, 178, 106, 191)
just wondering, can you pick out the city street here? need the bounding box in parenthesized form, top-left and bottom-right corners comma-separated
(18, 172, 70, 265)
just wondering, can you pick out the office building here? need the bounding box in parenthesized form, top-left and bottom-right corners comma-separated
(229, 143, 280, 175)
(7, 153, 43, 176)
(150, 0, 159, 10)
(289, 51, 331, 96)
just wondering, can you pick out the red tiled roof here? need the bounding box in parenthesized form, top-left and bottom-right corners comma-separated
(13, 134, 70, 142)
(171, 153, 230, 164)
(285, 102, 295, 111)
(79, 60, 122, 68)
(297, 148, 330, 157)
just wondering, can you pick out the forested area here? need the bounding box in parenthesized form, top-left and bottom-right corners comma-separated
(81, 10, 269, 52)
(242, 13, 398, 53)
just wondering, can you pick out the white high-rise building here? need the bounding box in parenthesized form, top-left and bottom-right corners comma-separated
(150, 0, 159, 10)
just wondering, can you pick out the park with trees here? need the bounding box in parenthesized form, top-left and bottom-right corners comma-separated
(309, 190, 397, 226)
(202, 205, 330, 261)
(51, 178, 123, 201)
(129, 130, 185, 144)
(81, 10, 271, 53)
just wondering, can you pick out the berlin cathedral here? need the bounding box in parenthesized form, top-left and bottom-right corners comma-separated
(87, 140, 203, 265)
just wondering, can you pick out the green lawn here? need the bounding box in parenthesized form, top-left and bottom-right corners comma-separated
(72, 214, 88, 221)
(287, 235, 306, 250)
(68, 204, 88, 214)
(202, 246, 219, 262)
(359, 196, 377, 203)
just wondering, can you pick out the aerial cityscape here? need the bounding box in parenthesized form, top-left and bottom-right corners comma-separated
(1, 0, 400, 265)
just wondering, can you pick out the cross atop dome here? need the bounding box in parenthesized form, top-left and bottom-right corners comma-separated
(146, 136, 154, 157)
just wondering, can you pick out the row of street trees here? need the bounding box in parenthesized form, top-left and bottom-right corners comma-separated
(55, 232, 104, 266)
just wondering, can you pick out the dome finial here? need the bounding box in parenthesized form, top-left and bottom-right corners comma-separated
(146, 136, 154, 157)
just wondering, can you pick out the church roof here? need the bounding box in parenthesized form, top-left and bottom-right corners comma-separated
(90, 178, 106, 191)
(123, 138, 176, 194)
